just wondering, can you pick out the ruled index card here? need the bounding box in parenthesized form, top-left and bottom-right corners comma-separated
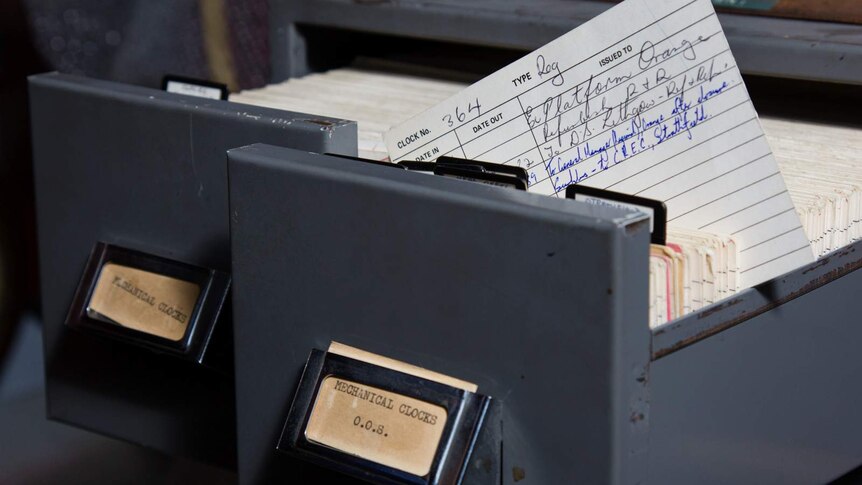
(383, 0, 813, 287)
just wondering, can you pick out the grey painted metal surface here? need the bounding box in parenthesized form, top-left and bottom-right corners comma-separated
(228, 144, 651, 484)
(29, 73, 356, 467)
(645, 241, 862, 483)
(270, 0, 862, 84)
(649, 263, 862, 483)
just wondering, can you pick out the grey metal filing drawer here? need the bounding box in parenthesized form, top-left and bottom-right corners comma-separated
(258, 1, 862, 482)
(29, 73, 356, 468)
(227, 145, 651, 484)
(27, 0, 862, 479)
(226, 148, 862, 484)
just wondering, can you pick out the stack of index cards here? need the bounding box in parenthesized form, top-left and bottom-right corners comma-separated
(764, 117, 862, 259)
(649, 229, 738, 327)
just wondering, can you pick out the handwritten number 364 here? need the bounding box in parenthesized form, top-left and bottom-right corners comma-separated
(442, 99, 482, 127)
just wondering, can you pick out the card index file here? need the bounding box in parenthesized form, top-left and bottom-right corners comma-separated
(384, 0, 814, 287)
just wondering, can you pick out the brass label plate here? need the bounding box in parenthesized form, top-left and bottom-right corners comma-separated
(305, 376, 447, 477)
(87, 263, 200, 341)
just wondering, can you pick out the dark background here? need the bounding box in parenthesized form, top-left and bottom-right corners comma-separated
(1, 1, 862, 483)
(0, 1, 265, 483)
(0, 0, 269, 358)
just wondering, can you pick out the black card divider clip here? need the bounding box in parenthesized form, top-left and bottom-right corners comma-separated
(565, 184, 667, 245)
(65, 242, 232, 369)
(325, 153, 408, 170)
(161, 74, 229, 100)
(396, 156, 528, 191)
(278, 349, 501, 485)
(435, 157, 528, 187)
(324, 153, 527, 191)
(397, 160, 437, 173)
(431, 156, 527, 191)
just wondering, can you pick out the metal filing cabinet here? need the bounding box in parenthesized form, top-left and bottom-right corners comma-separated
(227, 145, 651, 484)
(28, 1, 862, 482)
(222, 1, 862, 483)
(225, 148, 862, 484)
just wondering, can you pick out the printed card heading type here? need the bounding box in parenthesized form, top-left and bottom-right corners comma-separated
(384, 0, 814, 286)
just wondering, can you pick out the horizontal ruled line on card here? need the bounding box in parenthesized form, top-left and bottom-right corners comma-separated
(384, 0, 814, 287)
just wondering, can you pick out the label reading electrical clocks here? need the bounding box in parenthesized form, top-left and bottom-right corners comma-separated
(87, 263, 200, 341)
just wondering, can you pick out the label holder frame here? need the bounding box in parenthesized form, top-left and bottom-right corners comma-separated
(161, 74, 230, 100)
(64, 241, 231, 363)
(278, 349, 494, 485)
(566, 184, 668, 245)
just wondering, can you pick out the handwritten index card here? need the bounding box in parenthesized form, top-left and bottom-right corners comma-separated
(384, 0, 813, 287)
